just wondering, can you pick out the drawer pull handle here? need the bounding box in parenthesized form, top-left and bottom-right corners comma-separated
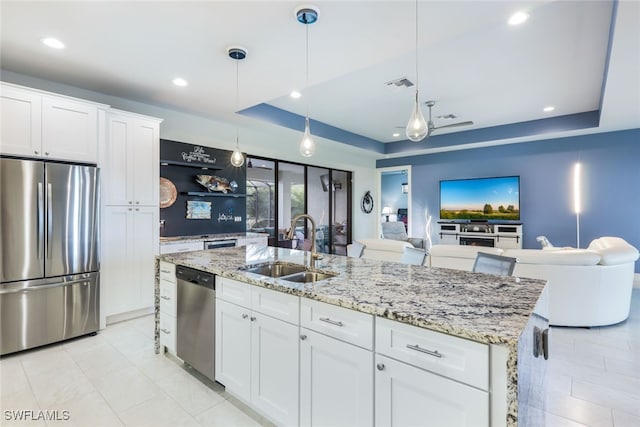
(250, 316, 256, 322)
(376, 363, 385, 371)
(406, 344, 442, 358)
(161, 328, 171, 334)
(300, 334, 307, 341)
(160, 269, 171, 274)
(242, 314, 249, 319)
(319, 317, 343, 327)
(160, 296, 171, 300)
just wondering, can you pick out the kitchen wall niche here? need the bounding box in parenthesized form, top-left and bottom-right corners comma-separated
(160, 139, 246, 237)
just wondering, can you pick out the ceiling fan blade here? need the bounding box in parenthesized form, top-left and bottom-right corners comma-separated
(434, 121, 474, 130)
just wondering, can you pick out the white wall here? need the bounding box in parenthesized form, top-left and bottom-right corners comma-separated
(1, 70, 379, 240)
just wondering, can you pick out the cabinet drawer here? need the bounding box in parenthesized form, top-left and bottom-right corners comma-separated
(159, 261, 175, 282)
(159, 313, 176, 354)
(251, 286, 299, 325)
(301, 299, 373, 350)
(160, 241, 204, 254)
(376, 317, 489, 390)
(159, 278, 176, 317)
(217, 276, 251, 307)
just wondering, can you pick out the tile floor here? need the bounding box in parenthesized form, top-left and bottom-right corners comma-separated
(0, 290, 638, 427)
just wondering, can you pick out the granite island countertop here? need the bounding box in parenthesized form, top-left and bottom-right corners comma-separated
(158, 244, 546, 346)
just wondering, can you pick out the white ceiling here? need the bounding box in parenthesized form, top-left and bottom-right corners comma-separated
(1, 1, 638, 157)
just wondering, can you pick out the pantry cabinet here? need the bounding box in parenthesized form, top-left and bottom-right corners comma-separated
(101, 109, 162, 320)
(1, 82, 103, 163)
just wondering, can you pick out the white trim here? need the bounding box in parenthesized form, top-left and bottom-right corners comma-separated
(376, 165, 412, 239)
(106, 306, 154, 326)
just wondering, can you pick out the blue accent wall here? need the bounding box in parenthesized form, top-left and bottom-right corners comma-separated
(377, 129, 640, 273)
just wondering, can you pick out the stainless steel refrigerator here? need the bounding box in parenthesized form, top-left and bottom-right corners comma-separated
(1, 157, 100, 355)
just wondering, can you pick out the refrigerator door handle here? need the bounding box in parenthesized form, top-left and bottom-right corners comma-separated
(37, 182, 44, 260)
(0, 279, 92, 295)
(47, 183, 53, 258)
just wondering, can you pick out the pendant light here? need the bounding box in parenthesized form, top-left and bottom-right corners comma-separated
(296, 6, 319, 157)
(228, 47, 246, 167)
(406, 0, 428, 142)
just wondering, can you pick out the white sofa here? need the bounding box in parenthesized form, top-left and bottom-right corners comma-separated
(428, 245, 505, 271)
(429, 237, 639, 327)
(350, 238, 413, 263)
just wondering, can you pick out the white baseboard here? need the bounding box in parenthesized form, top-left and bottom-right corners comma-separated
(635, 273, 640, 289)
(105, 306, 154, 326)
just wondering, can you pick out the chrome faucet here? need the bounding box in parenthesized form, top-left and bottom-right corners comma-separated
(286, 214, 323, 269)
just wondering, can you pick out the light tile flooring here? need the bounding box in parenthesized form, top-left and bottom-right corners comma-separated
(0, 290, 638, 427)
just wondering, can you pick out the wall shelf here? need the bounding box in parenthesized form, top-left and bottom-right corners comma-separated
(183, 191, 246, 198)
(160, 160, 223, 170)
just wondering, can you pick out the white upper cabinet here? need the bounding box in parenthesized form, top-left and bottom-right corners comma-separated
(0, 85, 42, 156)
(1, 82, 104, 163)
(103, 110, 161, 206)
(42, 95, 98, 163)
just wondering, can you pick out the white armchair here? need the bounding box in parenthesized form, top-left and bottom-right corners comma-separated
(381, 221, 425, 249)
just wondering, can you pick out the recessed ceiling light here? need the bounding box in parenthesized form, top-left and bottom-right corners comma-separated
(290, 90, 302, 99)
(508, 11, 529, 26)
(172, 77, 188, 87)
(392, 132, 400, 138)
(41, 37, 65, 49)
(543, 106, 555, 112)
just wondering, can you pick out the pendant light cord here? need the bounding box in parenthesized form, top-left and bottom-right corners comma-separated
(305, 22, 310, 119)
(235, 59, 239, 147)
(415, 0, 419, 94)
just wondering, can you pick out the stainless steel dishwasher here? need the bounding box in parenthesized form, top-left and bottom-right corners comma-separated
(176, 266, 216, 382)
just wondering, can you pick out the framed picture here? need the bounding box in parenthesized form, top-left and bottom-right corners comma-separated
(186, 200, 211, 219)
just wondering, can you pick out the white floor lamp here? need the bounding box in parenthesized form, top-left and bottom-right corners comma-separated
(573, 162, 582, 248)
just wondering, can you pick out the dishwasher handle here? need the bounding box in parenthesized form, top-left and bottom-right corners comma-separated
(176, 266, 215, 290)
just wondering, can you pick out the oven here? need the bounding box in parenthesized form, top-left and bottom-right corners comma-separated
(204, 239, 237, 249)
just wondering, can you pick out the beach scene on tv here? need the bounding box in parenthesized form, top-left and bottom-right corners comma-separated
(440, 176, 520, 220)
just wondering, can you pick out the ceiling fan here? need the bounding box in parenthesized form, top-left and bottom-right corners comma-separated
(398, 100, 474, 140)
(424, 100, 474, 138)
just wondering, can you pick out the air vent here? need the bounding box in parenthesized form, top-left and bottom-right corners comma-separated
(437, 114, 458, 119)
(385, 77, 414, 88)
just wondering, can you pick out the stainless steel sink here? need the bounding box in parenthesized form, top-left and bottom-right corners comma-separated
(280, 271, 337, 283)
(243, 262, 307, 278)
(241, 262, 337, 283)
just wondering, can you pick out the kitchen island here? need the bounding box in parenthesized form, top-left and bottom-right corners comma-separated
(156, 244, 548, 426)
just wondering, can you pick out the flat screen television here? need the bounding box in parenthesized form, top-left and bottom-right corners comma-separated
(439, 176, 520, 221)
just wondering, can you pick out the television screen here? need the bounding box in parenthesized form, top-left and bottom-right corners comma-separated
(440, 176, 520, 221)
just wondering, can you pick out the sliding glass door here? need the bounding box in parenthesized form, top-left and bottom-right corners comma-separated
(246, 156, 351, 254)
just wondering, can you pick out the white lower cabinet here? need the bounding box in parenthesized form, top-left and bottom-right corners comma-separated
(299, 328, 373, 427)
(375, 354, 489, 427)
(102, 205, 158, 317)
(159, 262, 177, 355)
(216, 278, 299, 426)
(375, 317, 490, 427)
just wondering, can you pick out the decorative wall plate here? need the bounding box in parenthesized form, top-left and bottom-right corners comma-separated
(361, 191, 374, 214)
(159, 177, 178, 208)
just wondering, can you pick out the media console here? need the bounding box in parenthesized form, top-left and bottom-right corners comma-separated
(437, 221, 523, 249)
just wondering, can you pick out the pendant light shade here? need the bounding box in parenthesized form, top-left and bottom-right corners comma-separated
(230, 136, 244, 167)
(228, 47, 246, 167)
(296, 6, 319, 158)
(300, 117, 315, 157)
(406, 90, 428, 141)
(406, 0, 428, 143)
